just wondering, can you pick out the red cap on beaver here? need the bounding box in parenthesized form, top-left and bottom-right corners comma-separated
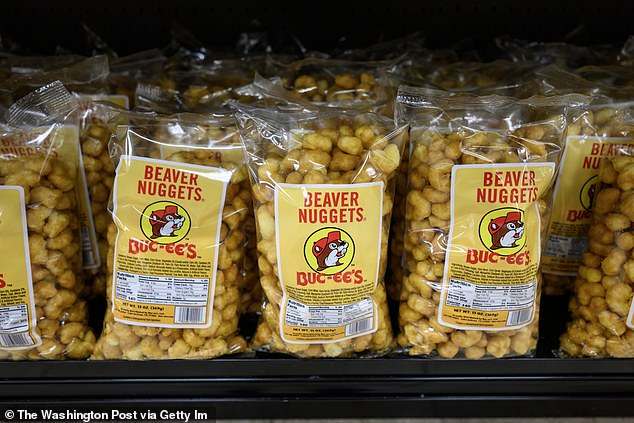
(488, 211, 522, 234)
(150, 205, 179, 226)
(312, 231, 342, 257)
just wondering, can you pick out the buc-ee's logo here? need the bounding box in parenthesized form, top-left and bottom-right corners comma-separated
(140, 201, 191, 244)
(580, 175, 599, 211)
(479, 208, 526, 255)
(303, 228, 355, 274)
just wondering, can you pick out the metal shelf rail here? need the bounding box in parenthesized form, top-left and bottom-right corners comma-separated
(0, 357, 632, 418)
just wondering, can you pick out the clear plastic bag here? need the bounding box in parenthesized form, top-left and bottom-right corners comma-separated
(92, 111, 248, 359)
(135, 70, 264, 316)
(235, 104, 406, 357)
(76, 101, 128, 298)
(108, 49, 167, 108)
(333, 32, 425, 61)
(0, 81, 95, 359)
(574, 65, 634, 89)
(0, 55, 110, 106)
(386, 60, 541, 98)
(384, 61, 542, 301)
(268, 57, 393, 110)
(560, 152, 634, 357)
(395, 87, 579, 358)
(536, 65, 634, 295)
(135, 61, 257, 113)
(0, 54, 129, 299)
(495, 36, 618, 68)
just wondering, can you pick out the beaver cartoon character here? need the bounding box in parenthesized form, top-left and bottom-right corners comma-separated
(312, 231, 349, 271)
(488, 211, 524, 250)
(149, 205, 185, 238)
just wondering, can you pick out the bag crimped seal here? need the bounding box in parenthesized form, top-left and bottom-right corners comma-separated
(0, 81, 95, 360)
(92, 111, 248, 359)
(395, 86, 584, 359)
(235, 104, 406, 358)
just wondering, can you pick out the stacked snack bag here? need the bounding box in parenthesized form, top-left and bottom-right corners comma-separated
(0, 82, 95, 359)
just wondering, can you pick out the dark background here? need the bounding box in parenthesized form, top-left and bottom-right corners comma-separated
(2, 0, 634, 55)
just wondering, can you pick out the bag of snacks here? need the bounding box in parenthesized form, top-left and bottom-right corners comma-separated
(333, 32, 425, 61)
(384, 62, 541, 302)
(135, 74, 263, 316)
(560, 153, 634, 357)
(0, 55, 130, 298)
(6, 54, 87, 74)
(268, 57, 392, 109)
(0, 55, 110, 106)
(395, 86, 580, 358)
(135, 60, 257, 113)
(235, 104, 406, 357)
(495, 36, 618, 68)
(388, 60, 538, 96)
(108, 49, 167, 107)
(574, 65, 634, 88)
(536, 66, 634, 295)
(0, 81, 94, 359)
(92, 111, 248, 359)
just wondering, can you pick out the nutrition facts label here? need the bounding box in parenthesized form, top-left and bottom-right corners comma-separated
(284, 297, 375, 336)
(0, 304, 29, 333)
(115, 272, 209, 307)
(446, 279, 536, 310)
(545, 234, 588, 260)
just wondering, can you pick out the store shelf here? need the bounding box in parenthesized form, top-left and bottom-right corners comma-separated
(1, 1, 633, 419)
(0, 357, 633, 418)
(2, 284, 627, 419)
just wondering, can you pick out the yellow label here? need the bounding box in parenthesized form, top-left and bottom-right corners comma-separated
(275, 182, 383, 343)
(544, 136, 634, 275)
(111, 155, 230, 328)
(0, 126, 79, 175)
(440, 163, 555, 330)
(0, 187, 41, 349)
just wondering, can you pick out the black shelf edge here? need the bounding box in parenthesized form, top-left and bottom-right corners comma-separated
(0, 356, 630, 379)
(0, 358, 632, 417)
